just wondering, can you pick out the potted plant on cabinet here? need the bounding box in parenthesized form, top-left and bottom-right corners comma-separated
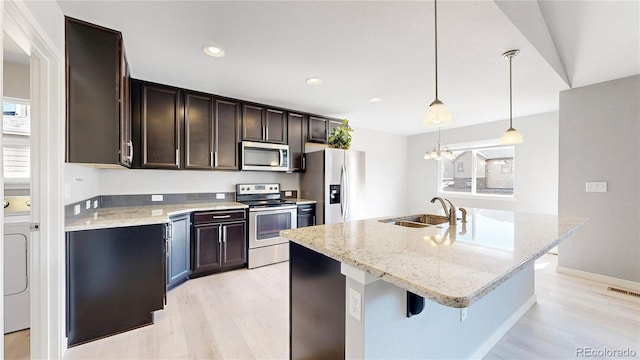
(328, 119, 353, 150)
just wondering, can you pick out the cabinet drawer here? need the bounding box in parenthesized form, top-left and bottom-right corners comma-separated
(193, 210, 246, 224)
(297, 204, 315, 214)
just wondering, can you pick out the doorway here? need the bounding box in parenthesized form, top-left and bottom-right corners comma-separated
(3, 31, 31, 359)
(2, 0, 66, 358)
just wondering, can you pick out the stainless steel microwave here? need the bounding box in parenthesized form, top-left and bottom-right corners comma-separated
(241, 141, 290, 172)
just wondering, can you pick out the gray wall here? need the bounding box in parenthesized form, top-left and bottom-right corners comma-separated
(558, 75, 640, 283)
(3, 62, 29, 99)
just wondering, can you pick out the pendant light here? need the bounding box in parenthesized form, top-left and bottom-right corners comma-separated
(500, 49, 523, 145)
(421, 0, 452, 127)
(424, 127, 455, 161)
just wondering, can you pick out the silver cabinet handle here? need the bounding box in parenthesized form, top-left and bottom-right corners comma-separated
(262, 126, 266, 140)
(213, 215, 231, 219)
(214, 151, 218, 167)
(210, 151, 214, 168)
(218, 224, 222, 244)
(300, 208, 312, 212)
(266, 127, 269, 140)
(223, 226, 227, 243)
(313, 215, 316, 226)
(302, 155, 305, 170)
(127, 141, 133, 163)
(176, 149, 180, 167)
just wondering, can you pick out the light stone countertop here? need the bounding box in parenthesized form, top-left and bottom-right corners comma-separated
(281, 208, 587, 308)
(291, 198, 317, 205)
(65, 202, 248, 232)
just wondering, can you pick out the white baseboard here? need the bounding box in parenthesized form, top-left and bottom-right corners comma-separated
(469, 294, 537, 360)
(556, 266, 640, 291)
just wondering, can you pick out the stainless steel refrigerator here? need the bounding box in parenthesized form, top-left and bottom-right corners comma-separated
(300, 148, 365, 224)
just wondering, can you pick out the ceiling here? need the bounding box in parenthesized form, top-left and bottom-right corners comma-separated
(56, 1, 639, 136)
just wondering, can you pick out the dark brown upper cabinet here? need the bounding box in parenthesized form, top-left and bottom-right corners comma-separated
(183, 92, 214, 170)
(242, 104, 287, 144)
(65, 17, 132, 168)
(287, 113, 306, 172)
(307, 116, 342, 144)
(131, 80, 182, 169)
(182, 92, 240, 170)
(214, 98, 241, 170)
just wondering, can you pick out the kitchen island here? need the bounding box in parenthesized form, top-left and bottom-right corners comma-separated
(281, 208, 586, 359)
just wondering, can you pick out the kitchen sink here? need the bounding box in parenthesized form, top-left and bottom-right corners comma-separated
(416, 214, 449, 225)
(380, 214, 450, 228)
(394, 220, 430, 228)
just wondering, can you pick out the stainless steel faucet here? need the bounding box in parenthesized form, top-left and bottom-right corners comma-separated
(430, 197, 456, 225)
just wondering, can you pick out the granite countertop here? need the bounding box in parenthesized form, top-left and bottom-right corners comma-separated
(290, 198, 317, 205)
(281, 208, 587, 308)
(65, 202, 248, 232)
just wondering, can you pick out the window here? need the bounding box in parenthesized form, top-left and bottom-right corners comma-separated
(3, 98, 31, 181)
(440, 146, 514, 196)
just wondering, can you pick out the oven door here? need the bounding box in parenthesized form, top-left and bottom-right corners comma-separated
(249, 206, 297, 249)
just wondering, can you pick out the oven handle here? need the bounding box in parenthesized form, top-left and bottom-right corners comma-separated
(249, 205, 298, 212)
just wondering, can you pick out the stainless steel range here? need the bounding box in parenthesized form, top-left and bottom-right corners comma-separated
(236, 183, 297, 269)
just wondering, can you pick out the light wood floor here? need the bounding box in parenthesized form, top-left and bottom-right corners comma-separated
(4, 329, 29, 360)
(58, 254, 639, 360)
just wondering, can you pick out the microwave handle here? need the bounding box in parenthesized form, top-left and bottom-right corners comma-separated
(279, 149, 284, 167)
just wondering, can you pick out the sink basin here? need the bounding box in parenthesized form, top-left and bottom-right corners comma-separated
(380, 213, 450, 228)
(417, 214, 449, 225)
(394, 220, 430, 228)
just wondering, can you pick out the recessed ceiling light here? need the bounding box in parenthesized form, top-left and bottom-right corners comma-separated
(369, 97, 383, 103)
(203, 45, 225, 57)
(305, 77, 322, 85)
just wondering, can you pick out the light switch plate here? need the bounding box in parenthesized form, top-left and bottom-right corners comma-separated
(348, 288, 362, 322)
(216, 193, 225, 200)
(151, 194, 163, 202)
(285, 191, 293, 197)
(585, 181, 607, 192)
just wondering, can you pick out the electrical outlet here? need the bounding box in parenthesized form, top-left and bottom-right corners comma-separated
(460, 308, 467, 322)
(93, 200, 99, 209)
(585, 181, 607, 193)
(216, 193, 225, 200)
(74, 204, 81, 215)
(151, 194, 163, 202)
(285, 191, 293, 197)
(348, 288, 362, 322)
(85, 200, 91, 209)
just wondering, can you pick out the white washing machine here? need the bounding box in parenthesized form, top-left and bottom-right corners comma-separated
(4, 196, 31, 334)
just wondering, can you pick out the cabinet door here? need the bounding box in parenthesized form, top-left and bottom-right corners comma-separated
(308, 116, 328, 143)
(66, 18, 123, 166)
(119, 51, 133, 167)
(288, 113, 305, 171)
(242, 104, 264, 142)
(140, 83, 181, 168)
(66, 224, 165, 346)
(221, 221, 246, 268)
(215, 98, 240, 169)
(168, 215, 191, 288)
(193, 224, 221, 273)
(184, 92, 214, 169)
(265, 109, 286, 144)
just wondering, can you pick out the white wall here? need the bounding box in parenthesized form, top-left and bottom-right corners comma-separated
(2, 62, 29, 99)
(558, 75, 640, 283)
(64, 164, 100, 204)
(351, 127, 408, 218)
(407, 112, 559, 215)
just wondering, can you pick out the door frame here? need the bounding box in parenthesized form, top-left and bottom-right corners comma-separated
(2, 0, 66, 358)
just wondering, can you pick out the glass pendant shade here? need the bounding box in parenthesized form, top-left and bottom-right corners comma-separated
(500, 127, 523, 145)
(421, 99, 452, 127)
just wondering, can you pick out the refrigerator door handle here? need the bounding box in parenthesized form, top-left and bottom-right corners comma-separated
(344, 165, 349, 221)
(340, 165, 346, 220)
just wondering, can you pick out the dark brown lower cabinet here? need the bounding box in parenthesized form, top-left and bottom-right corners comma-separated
(66, 224, 166, 346)
(191, 210, 247, 277)
(290, 242, 345, 359)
